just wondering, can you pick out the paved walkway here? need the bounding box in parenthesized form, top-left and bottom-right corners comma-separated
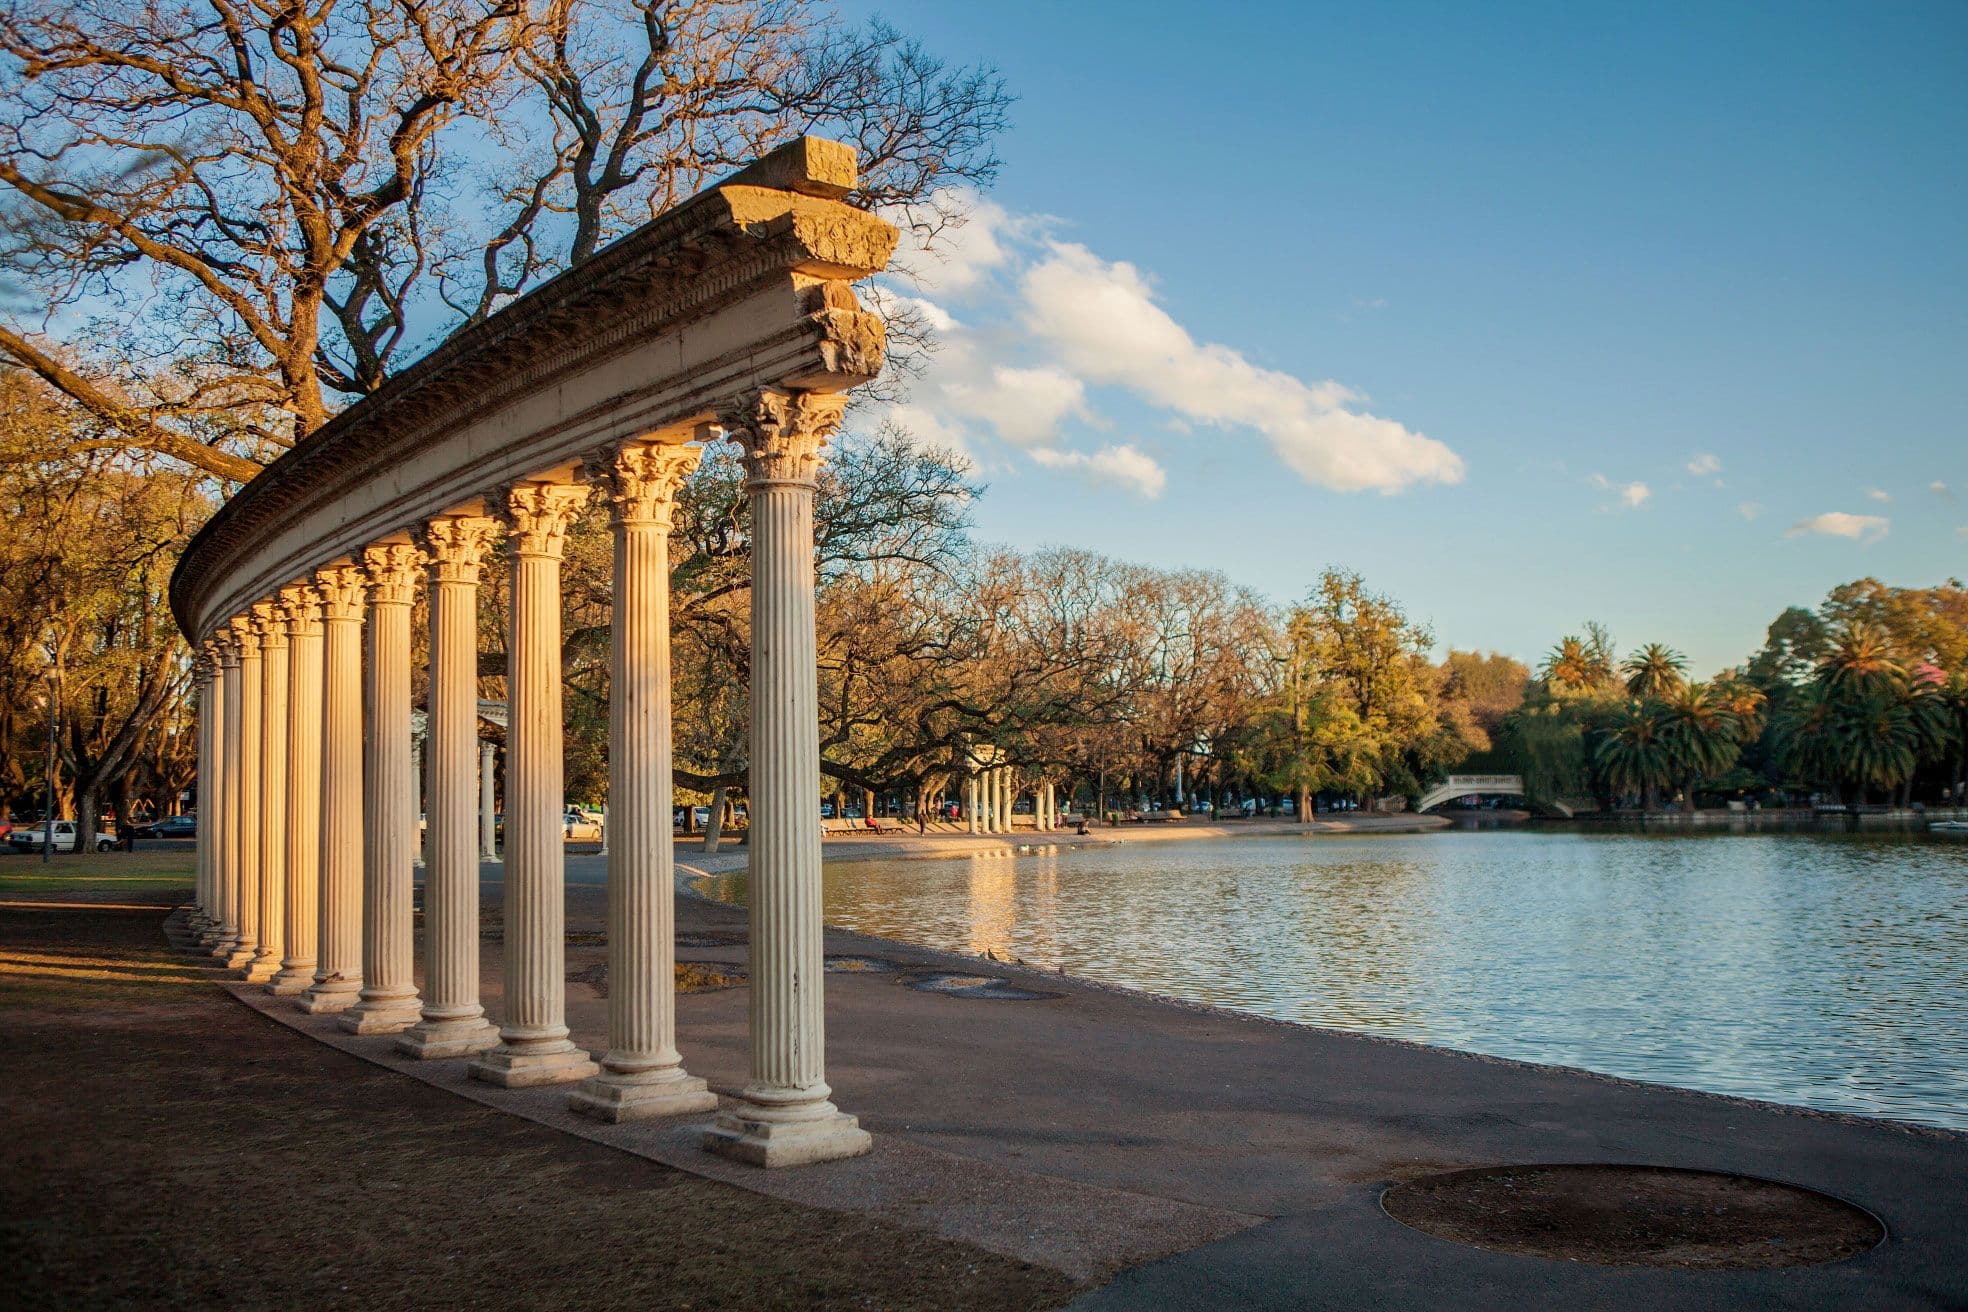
(221, 828, 1964, 1309)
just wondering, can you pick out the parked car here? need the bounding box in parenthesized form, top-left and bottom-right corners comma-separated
(129, 814, 197, 839)
(8, 820, 118, 853)
(562, 809, 603, 841)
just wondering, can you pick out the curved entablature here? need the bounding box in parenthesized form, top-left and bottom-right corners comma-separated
(170, 135, 895, 643)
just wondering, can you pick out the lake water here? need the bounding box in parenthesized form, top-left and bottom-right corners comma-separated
(694, 829, 1968, 1130)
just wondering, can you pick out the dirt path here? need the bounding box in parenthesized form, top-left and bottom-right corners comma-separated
(0, 900, 1077, 1312)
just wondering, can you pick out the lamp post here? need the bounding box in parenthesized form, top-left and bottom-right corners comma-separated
(41, 677, 57, 865)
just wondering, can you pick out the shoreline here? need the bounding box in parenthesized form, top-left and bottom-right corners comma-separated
(671, 815, 1966, 1139)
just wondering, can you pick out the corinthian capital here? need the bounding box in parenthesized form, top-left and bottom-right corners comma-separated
(227, 613, 261, 658)
(718, 389, 847, 489)
(421, 516, 500, 584)
(594, 442, 702, 528)
(359, 541, 425, 605)
(250, 599, 289, 650)
(278, 583, 324, 637)
(315, 563, 368, 621)
(502, 483, 590, 558)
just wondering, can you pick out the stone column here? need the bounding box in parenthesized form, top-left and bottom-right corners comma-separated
(399, 517, 501, 1060)
(572, 442, 715, 1121)
(225, 616, 264, 970)
(965, 773, 978, 835)
(303, 564, 367, 1014)
(245, 603, 287, 983)
(271, 585, 323, 995)
(706, 390, 869, 1167)
(471, 484, 599, 1088)
(342, 543, 425, 1034)
(189, 650, 214, 933)
(411, 735, 426, 869)
(196, 644, 227, 946)
(479, 739, 500, 862)
(208, 636, 241, 955)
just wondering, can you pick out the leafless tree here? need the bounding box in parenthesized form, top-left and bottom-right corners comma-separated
(0, 0, 1008, 479)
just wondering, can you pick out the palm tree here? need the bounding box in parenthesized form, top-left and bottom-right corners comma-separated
(1595, 701, 1675, 812)
(1622, 643, 1688, 699)
(1832, 688, 1919, 800)
(1659, 681, 1742, 809)
(1542, 635, 1613, 693)
(1816, 622, 1903, 696)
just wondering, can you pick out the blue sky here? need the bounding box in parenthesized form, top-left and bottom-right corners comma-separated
(841, 0, 1967, 676)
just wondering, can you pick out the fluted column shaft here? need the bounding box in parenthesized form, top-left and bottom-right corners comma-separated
(706, 391, 869, 1167)
(191, 654, 215, 929)
(225, 621, 264, 969)
(211, 642, 241, 954)
(399, 518, 501, 1059)
(343, 543, 424, 1034)
(965, 774, 978, 835)
(303, 565, 366, 1013)
(246, 605, 288, 982)
(198, 647, 229, 946)
(272, 587, 323, 994)
(471, 485, 597, 1087)
(479, 739, 499, 862)
(573, 444, 714, 1120)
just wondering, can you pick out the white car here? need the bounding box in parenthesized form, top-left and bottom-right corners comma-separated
(562, 810, 603, 841)
(7, 821, 118, 853)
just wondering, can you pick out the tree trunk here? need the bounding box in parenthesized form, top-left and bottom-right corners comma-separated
(77, 786, 100, 852)
(703, 783, 729, 854)
(1296, 783, 1311, 824)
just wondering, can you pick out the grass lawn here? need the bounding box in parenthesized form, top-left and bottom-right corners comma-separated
(0, 849, 195, 898)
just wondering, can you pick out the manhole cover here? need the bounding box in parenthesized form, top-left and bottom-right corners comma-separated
(902, 972, 1060, 1001)
(825, 955, 903, 973)
(1381, 1164, 1882, 1270)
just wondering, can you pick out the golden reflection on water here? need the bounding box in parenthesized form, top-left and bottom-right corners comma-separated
(705, 830, 1968, 1130)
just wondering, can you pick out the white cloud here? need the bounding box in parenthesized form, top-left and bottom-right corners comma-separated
(1785, 512, 1889, 544)
(884, 190, 1018, 293)
(1030, 443, 1168, 499)
(1864, 487, 1892, 503)
(872, 200, 1460, 496)
(1685, 453, 1722, 476)
(943, 364, 1088, 446)
(1737, 501, 1763, 521)
(1933, 481, 1954, 498)
(1588, 473, 1651, 508)
(1018, 243, 1463, 493)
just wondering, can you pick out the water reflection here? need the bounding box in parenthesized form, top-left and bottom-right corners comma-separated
(695, 831, 1968, 1130)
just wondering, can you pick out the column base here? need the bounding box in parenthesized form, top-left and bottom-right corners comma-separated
(223, 945, 257, 970)
(265, 964, 315, 996)
(395, 1017, 500, 1061)
(239, 959, 281, 984)
(569, 1068, 717, 1123)
(703, 1100, 872, 1168)
(297, 983, 361, 1015)
(468, 1042, 598, 1089)
(338, 994, 423, 1035)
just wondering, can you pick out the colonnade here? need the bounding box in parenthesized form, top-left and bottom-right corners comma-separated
(961, 767, 1065, 835)
(186, 393, 870, 1167)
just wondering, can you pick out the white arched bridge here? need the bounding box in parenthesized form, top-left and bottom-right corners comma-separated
(1414, 774, 1529, 813)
